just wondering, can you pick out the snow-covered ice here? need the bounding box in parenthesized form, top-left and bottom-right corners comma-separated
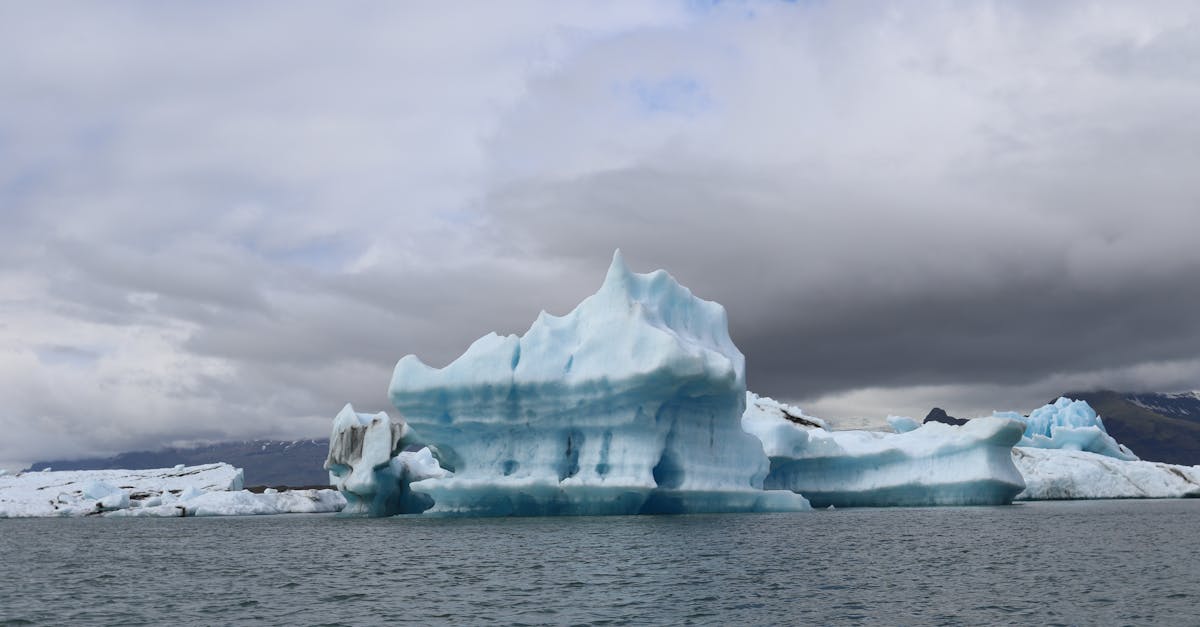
(743, 392, 829, 431)
(0, 463, 345, 518)
(994, 397, 1137, 461)
(0, 463, 242, 517)
(385, 251, 808, 516)
(1013, 447, 1200, 500)
(744, 395, 1027, 507)
(107, 488, 346, 517)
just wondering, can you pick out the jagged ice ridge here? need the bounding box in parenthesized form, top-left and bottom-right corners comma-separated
(994, 397, 1138, 461)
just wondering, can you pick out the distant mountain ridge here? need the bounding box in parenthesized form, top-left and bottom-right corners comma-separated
(28, 439, 332, 487)
(1124, 391, 1200, 421)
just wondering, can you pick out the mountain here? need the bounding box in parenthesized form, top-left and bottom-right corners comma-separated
(924, 408, 968, 426)
(1123, 391, 1200, 421)
(1062, 391, 1200, 467)
(27, 439, 331, 487)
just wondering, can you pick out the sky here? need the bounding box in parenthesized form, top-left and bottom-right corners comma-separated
(2, 1, 1199, 469)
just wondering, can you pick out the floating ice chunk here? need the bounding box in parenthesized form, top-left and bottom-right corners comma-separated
(180, 489, 345, 517)
(887, 415, 921, 434)
(745, 400, 1027, 507)
(81, 480, 130, 510)
(388, 251, 808, 516)
(325, 403, 443, 516)
(996, 397, 1137, 461)
(1013, 448, 1200, 499)
(107, 489, 347, 517)
(174, 464, 185, 470)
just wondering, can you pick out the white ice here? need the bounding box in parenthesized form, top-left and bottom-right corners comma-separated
(1013, 447, 1200, 500)
(0, 463, 242, 518)
(386, 251, 808, 516)
(108, 488, 346, 517)
(0, 463, 346, 518)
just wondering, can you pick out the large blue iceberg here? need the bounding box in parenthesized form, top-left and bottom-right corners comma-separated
(384, 251, 809, 516)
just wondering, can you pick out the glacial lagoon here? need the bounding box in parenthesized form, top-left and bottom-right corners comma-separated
(2, 499, 1198, 625)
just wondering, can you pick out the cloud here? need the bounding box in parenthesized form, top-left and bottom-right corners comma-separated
(1, 1, 1198, 468)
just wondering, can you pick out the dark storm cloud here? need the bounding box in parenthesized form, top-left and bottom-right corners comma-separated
(2, 1, 1199, 466)
(482, 161, 1200, 401)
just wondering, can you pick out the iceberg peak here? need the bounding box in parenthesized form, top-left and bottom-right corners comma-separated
(605, 248, 630, 283)
(596, 248, 637, 306)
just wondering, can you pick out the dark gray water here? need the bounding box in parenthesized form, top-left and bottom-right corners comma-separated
(2, 500, 1198, 626)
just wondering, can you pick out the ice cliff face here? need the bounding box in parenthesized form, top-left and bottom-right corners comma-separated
(744, 394, 1027, 507)
(387, 251, 808, 516)
(995, 397, 1138, 461)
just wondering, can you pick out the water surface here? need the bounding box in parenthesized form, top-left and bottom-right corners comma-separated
(2, 500, 1198, 625)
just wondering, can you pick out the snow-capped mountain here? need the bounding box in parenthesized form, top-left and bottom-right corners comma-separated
(1126, 391, 1200, 421)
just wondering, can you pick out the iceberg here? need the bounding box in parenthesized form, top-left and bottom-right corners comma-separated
(0, 463, 346, 518)
(744, 395, 1027, 507)
(385, 251, 808, 516)
(1013, 447, 1200, 500)
(994, 397, 1138, 461)
(324, 403, 449, 516)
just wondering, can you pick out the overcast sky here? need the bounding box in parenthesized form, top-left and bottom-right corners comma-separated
(2, 1, 1199, 468)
